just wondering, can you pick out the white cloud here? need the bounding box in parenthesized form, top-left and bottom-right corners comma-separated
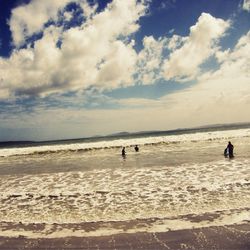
(9, 0, 72, 46)
(242, 0, 250, 11)
(0, 26, 63, 98)
(1, 29, 249, 140)
(63, 11, 74, 22)
(78, 0, 98, 18)
(1, 0, 148, 99)
(160, 31, 250, 126)
(136, 36, 167, 84)
(9, 0, 101, 47)
(1, 1, 250, 140)
(96, 40, 137, 89)
(162, 13, 230, 81)
(104, 31, 250, 132)
(0, 3, 246, 116)
(167, 34, 187, 51)
(212, 31, 250, 79)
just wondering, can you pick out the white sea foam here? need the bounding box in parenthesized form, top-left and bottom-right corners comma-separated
(0, 128, 250, 157)
(0, 159, 249, 224)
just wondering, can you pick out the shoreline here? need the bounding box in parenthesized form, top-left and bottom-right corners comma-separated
(0, 223, 249, 249)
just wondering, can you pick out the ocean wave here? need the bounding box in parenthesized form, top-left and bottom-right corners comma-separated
(0, 128, 249, 157)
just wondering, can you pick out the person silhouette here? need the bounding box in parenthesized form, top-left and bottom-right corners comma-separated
(134, 145, 139, 152)
(224, 147, 228, 157)
(122, 147, 126, 157)
(227, 141, 234, 158)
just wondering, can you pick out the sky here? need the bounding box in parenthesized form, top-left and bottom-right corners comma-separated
(0, 0, 249, 141)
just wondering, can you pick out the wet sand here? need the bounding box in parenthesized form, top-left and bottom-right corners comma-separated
(0, 222, 249, 250)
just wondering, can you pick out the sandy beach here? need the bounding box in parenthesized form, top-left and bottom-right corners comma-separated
(0, 222, 249, 249)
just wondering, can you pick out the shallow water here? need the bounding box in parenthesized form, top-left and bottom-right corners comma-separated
(0, 128, 249, 231)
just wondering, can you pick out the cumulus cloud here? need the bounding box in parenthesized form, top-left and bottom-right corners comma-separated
(167, 34, 187, 51)
(213, 31, 250, 79)
(1, 0, 147, 99)
(162, 13, 230, 81)
(160, 30, 250, 125)
(1, 0, 249, 140)
(134, 34, 188, 85)
(1, 30, 249, 140)
(242, 0, 250, 11)
(0, 4, 240, 102)
(136, 36, 167, 84)
(96, 40, 137, 89)
(0, 26, 63, 98)
(108, 31, 250, 132)
(9, 0, 72, 46)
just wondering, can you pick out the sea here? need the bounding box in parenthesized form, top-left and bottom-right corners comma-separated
(0, 124, 249, 238)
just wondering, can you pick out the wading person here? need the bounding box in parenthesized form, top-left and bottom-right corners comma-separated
(227, 141, 234, 158)
(122, 147, 126, 157)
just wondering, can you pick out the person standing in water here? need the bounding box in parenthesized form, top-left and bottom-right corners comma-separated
(227, 141, 234, 158)
(134, 145, 139, 152)
(122, 147, 126, 157)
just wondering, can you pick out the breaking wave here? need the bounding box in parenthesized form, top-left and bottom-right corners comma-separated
(0, 128, 250, 157)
